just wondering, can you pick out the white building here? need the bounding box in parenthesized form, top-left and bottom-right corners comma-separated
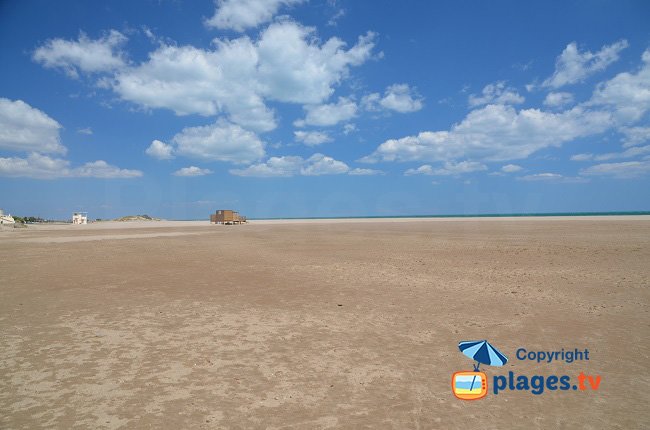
(72, 212, 88, 224)
(0, 209, 16, 225)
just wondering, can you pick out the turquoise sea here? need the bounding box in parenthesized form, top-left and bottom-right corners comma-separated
(181, 211, 650, 221)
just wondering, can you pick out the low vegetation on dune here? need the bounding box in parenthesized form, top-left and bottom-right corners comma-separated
(113, 214, 161, 222)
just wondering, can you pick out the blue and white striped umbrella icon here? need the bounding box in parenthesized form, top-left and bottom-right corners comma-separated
(459, 340, 508, 370)
(458, 340, 508, 391)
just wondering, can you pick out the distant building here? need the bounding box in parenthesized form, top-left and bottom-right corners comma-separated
(72, 212, 88, 225)
(210, 209, 247, 225)
(0, 209, 15, 225)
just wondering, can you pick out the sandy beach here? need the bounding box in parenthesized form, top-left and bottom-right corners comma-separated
(1, 217, 649, 429)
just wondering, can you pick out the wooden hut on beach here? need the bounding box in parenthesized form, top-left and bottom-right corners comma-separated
(210, 210, 246, 225)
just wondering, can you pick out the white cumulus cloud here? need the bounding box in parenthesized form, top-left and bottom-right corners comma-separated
(348, 168, 383, 175)
(230, 153, 350, 177)
(108, 22, 374, 132)
(362, 104, 612, 164)
(32, 22, 376, 134)
(580, 159, 650, 178)
(404, 161, 487, 176)
(543, 92, 574, 107)
(541, 40, 628, 89)
(173, 119, 265, 164)
(294, 130, 332, 146)
(363, 49, 650, 166)
(519, 173, 567, 181)
(300, 153, 349, 176)
(468, 81, 524, 108)
(0, 153, 142, 179)
(0, 98, 65, 154)
(73, 160, 143, 178)
(145, 139, 175, 160)
(112, 39, 277, 132)
(363, 84, 424, 113)
(295, 97, 357, 127)
(570, 145, 650, 162)
(230, 155, 303, 177)
(0, 153, 69, 179)
(173, 166, 213, 177)
(343, 123, 357, 134)
(588, 49, 650, 123)
(33, 30, 128, 78)
(501, 164, 523, 173)
(620, 126, 650, 148)
(256, 25, 375, 104)
(205, 0, 304, 32)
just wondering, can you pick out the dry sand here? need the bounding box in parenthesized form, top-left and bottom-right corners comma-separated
(1, 217, 649, 429)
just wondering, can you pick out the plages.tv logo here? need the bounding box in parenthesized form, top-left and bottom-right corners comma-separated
(451, 340, 508, 400)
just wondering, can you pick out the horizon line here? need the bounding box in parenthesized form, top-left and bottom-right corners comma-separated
(174, 210, 650, 221)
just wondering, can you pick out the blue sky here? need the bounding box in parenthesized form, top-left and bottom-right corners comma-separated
(1, 0, 649, 219)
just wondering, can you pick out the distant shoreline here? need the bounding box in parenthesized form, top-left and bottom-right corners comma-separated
(5, 214, 650, 238)
(177, 211, 650, 222)
(7, 212, 649, 232)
